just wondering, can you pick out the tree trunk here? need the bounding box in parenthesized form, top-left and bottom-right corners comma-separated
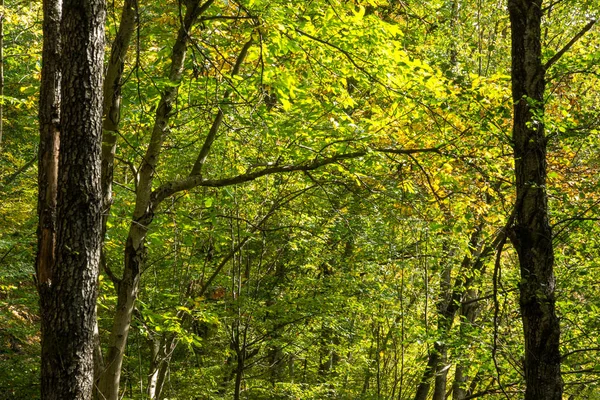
(147, 332, 176, 400)
(415, 227, 484, 400)
(432, 344, 449, 400)
(147, 337, 161, 399)
(97, 2, 212, 398)
(37, 0, 105, 397)
(233, 351, 245, 400)
(452, 289, 478, 400)
(100, 0, 137, 223)
(414, 331, 448, 400)
(37, 0, 61, 290)
(508, 1, 562, 399)
(97, 226, 144, 399)
(91, 0, 137, 393)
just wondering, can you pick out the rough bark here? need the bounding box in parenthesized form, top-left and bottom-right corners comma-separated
(507, 1, 562, 398)
(37, 0, 105, 397)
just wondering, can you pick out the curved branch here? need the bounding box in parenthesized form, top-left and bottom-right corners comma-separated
(152, 145, 446, 207)
(153, 151, 367, 205)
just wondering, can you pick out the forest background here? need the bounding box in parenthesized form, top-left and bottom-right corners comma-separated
(1, 0, 600, 399)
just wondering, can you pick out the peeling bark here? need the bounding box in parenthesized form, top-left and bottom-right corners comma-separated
(37, 0, 61, 290)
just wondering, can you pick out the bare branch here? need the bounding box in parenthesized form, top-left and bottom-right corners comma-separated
(463, 382, 520, 400)
(197, 186, 312, 297)
(295, 28, 374, 82)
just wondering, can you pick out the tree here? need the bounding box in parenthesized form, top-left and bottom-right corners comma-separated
(36, 0, 105, 397)
(507, 1, 595, 398)
(0, 0, 594, 398)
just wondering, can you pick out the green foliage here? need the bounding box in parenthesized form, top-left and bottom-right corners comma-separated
(2, 0, 600, 398)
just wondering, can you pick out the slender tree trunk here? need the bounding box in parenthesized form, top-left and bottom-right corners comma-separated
(94, 2, 137, 390)
(97, 3, 213, 399)
(508, 1, 562, 398)
(147, 336, 161, 400)
(432, 345, 449, 400)
(153, 351, 171, 400)
(100, 0, 137, 224)
(414, 342, 442, 400)
(97, 226, 144, 399)
(233, 351, 245, 400)
(147, 332, 176, 400)
(452, 289, 478, 400)
(414, 324, 451, 400)
(37, 0, 105, 397)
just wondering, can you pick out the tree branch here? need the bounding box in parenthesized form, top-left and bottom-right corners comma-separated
(190, 38, 253, 176)
(152, 145, 445, 207)
(463, 382, 520, 400)
(544, 19, 597, 71)
(197, 186, 312, 296)
(0, 154, 37, 190)
(374, 146, 442, 155)
(562, 347, 600, 360)
(153, 151, 367, 205)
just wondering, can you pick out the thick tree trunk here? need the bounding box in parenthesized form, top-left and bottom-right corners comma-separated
(37, 0, 105, 397)
(508, 1, 562, 399)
